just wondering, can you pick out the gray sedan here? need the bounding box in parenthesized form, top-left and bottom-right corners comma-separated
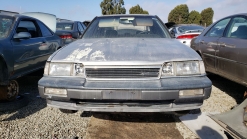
(0, 12, 63, 100)
(38, 15, 212, 113)
(191, 13, 247, 87)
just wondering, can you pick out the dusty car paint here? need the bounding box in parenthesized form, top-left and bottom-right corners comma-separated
(38, 15, 212, 112)
(51, 38, 201, 62)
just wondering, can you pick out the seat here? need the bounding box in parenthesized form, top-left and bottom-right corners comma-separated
(28, 30, 38, 38)
(105, 30, 117, 38)
(16, 27, 28, 33)
(231, 25, 247, 38)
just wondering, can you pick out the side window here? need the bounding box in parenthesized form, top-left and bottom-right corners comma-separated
(225, 17, 247, 39)
(17, 20, 41, 38)
(205, 18, 231, 37)
(81, 23, 86, 30)
(37, 21, 53, 37)
(77, 23, 84, 32)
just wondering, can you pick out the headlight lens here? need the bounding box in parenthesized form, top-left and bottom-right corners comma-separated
(162, 62, 174, 75)
(162, 61, 205, 76)
(49, 63, 73, 76)
(176, 61, 200, 75)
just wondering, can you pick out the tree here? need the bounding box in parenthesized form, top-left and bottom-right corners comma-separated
(168, 4, 189, 24)
(201, 8, 214, 26)
(188, 10, 201, 25)
(129, 4, 149, 14)
(100, 0, 126, 15)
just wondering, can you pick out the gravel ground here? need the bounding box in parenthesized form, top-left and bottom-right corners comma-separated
(0, 72, 246, 138)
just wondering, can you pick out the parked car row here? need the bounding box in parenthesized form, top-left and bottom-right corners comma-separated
(1, 9, 246, 116)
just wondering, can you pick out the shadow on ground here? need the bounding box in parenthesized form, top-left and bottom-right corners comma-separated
(207, 73, 245, 104)
(85, 112, 183, 139)
(0, 69, 46, 120)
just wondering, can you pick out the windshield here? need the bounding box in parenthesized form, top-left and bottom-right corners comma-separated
(83, 16, 170, 38)
(178, 25, 204, 33)
(56, 23, 73, 30)
(0, 15, 14, 39)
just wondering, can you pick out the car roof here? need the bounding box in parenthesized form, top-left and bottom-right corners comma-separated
(57, 21, 77, 23)
(174, 24, 203, 27)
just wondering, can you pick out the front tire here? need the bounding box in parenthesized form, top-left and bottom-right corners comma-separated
(0, 80, 19, 101)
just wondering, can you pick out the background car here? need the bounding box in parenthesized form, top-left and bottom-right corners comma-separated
(191, 13, 247, 87)
(169, 24, 204, 47)
(0, 12, 63, 100)
(38, 15, 212, 114)
(82, 20, 91, 27)
(55, 21, 86, 44)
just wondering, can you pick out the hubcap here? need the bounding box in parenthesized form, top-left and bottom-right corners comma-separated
(6, 80, 19, 101)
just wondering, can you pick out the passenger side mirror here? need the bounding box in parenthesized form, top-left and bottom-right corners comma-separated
(170, 31, 176, 38)
(13, 32, 31, 40)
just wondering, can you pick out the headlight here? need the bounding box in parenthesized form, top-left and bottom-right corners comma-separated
(162, 62, 174, 76)
(49, 63, 73, 76)
(162, 61, 205, 76)
(176, 61, 200, 75)
(75, 63, 84, 76)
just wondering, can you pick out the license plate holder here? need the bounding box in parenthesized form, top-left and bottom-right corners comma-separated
(102, 90, 142, 100)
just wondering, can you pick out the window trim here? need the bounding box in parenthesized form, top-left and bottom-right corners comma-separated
(223, 15, 247, 39)
(204, 17, 232, 37)
(13, 18, 43, 39)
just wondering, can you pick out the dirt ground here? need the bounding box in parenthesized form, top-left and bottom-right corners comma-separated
(85, 112, 183, 139)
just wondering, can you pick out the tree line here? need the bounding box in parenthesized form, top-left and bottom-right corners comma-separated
(100, 0, 149, 15)
(100, 0, 214, 26)
(168, 4, 214, 26)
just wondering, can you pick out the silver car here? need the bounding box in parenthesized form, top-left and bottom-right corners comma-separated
(38, 15, 212, 113)
(169, 24, 204, 47)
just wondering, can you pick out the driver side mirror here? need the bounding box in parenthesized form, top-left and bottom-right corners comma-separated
(13, 32, 31, 40)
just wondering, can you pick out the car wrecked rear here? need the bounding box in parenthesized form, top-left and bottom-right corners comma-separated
(38, 15, 212, 112)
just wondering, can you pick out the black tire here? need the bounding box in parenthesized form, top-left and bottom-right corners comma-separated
(0, 95, 29, 112)
(59, 108, 77, 114)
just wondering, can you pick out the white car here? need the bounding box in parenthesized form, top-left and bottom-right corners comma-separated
(169, 24, 204, 47)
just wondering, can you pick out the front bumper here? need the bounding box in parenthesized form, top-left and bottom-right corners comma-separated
(38, 76, 212, 112)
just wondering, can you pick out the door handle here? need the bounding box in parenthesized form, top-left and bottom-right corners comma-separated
(200, 40, 204, 44)
(219, 42, 226, 47)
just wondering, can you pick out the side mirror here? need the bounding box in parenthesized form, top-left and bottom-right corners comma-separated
(13, 32, 31, 40)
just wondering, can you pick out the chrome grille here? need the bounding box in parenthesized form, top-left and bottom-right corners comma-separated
(86, 68, 160, 78)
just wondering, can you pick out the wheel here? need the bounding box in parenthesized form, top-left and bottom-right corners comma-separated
(0, 80, 19, 101)
(6, 80, 19, 101)
(59, 108, 77, 114)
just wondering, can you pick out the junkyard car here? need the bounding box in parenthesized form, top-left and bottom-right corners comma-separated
(191, 13, 247, 86)
(56, 21, 86, 44)
(169, 24, 204, 47)
(0, 12, 63, 100)
(38, 15, 212, 113)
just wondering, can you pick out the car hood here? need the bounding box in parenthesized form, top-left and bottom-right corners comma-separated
(50, 38, 201, 63)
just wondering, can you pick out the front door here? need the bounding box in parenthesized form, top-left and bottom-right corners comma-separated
(200, 18, 231, 73)
(217, 16, 247, 83)
(11, 19, 46, 75)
